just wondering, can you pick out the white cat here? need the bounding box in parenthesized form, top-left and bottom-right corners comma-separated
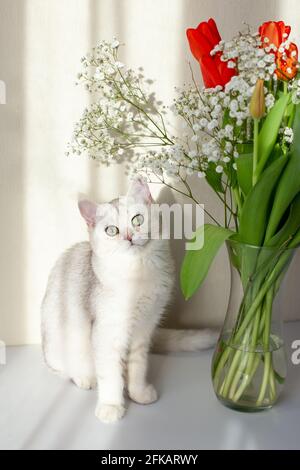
(41, 178, 217, 423)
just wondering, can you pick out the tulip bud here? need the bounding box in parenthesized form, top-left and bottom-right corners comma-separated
(249, 79, 265, 119)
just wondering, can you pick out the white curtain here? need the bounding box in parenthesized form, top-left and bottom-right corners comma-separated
(1, 0, 300, 345)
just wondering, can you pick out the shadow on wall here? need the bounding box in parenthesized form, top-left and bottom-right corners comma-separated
(2, 0, 300, 348)
(0, 0, 26, 344)
(84, 0, 223, 330)
(1, 0, 300, 451)
(86, 0, 300, 327)
(88, 0, 128, 202)
(157, 180, 228, 329)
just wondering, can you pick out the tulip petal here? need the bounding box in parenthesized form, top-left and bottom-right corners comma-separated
(260, 21, 280, 47)
(200, 55, 223, 88)
(198, 20, 220, 48)
(186, 28, 204, 60)
(284, 25, 291, 38)
(277, 21, 286, 43)
(187, 18, 236, 88)
(276, 42, 298, 80)
(217, 58, 237, 86)
(208, 18, 221, 43)
(186, 28, 212, 60)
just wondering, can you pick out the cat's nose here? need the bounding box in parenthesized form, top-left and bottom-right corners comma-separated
(126, 233, 132, 242)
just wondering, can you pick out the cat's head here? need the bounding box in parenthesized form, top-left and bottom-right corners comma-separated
(78, 177, 156, 256)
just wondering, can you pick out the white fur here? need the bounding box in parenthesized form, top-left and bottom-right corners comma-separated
(153, 328, 219, 353)
(41, 179, 217, 423)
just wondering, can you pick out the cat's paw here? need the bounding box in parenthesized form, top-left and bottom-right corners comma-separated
(129, 384, 158, 405)
(95, 403, 126, 423)
(71, 376, 96, 390)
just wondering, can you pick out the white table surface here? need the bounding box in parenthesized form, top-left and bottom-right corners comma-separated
(0, 321, 300, 450)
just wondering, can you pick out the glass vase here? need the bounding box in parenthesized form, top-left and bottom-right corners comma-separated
(211, 239, 296, 411)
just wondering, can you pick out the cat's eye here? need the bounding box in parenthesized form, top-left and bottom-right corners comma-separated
(131, 214, 144, 227)
(105, 225, 119, 237)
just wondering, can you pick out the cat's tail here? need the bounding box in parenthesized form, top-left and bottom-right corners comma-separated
(152, 328, 219, 353)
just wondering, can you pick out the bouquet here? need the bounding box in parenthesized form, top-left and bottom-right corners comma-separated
(69, 19, 300, 409)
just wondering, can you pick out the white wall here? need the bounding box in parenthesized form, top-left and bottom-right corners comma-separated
(1, 0, 300, 345)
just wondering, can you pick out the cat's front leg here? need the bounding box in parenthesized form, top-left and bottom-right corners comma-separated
(92, 313, 128, 423)
(127, 325, 158, 405)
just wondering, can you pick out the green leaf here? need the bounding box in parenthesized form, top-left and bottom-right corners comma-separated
(222, 108, 231, 127)
(236, 142, 253, 154)
(236, 153, 253, 196)
(274, 371, 285, 385)
(265, 143, 282, 168)
(180, 224, 233, 300)
(289, 226, 300, 248)
(225, 162, 238, 189)
(286, 101, 295, 122)
(288, 103, 296, 127)
(292, 103, 300, 149)
(255, 93, 290, 177)
(205, 163, 224, 193)
(267, 193, 300, 247)
(238, 157, 287, 245)
(265, 105, 300, 242)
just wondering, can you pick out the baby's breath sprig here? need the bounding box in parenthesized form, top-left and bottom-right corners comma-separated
(68, 28, 296, 228)
(67, 40, 174, 165)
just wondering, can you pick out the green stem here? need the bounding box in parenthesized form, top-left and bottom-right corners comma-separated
(221, 350, 243, 398)
(269, 367, 276, 400)
(228, 352, 248, 399)
(257, 353, 271, 405)
(282, 81, 289, 134)
(233, 355, 260, 402)
(253, 118, 259, 185)
(214, 188, 236, 219)
(220, 326, 251, 398)
(233, 251, 289, 343)
(233, 187, 242, 219)
(213, 347, 231, 387)
(155, 175, 221, 227)
(215, 250, 290, 404)
(230, 305, 262, 400)
(256, 288, 274, 405)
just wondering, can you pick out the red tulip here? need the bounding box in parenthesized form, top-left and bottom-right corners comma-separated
(259, 21, 298, 80)
(259, 21, 291, 49)
(276, 42, 298, 80)
(186, 18, 237, 88)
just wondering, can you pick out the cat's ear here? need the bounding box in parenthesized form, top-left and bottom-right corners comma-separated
(127, 176, 153, 205)
(78, 200, 98, 228)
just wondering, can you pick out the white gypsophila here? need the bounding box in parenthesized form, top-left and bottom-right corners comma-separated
(173, 85, 242, 174)
(224, 76, 275, 119)
(211, 30, 277, 82)
(69, 40, 214, 184)
(69, 35, 274, 181)
(290, 78, 300, 104)
(130, 141, 209, 182)
(67, 40, 172, 165)
(69, 33, 296, 189)
(278, 126, 294, 147)
(173, 29, 283, 174)
(173, 26, 283, 176)
(282, 127, 294, 145)
(265, 93, 275, 111)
